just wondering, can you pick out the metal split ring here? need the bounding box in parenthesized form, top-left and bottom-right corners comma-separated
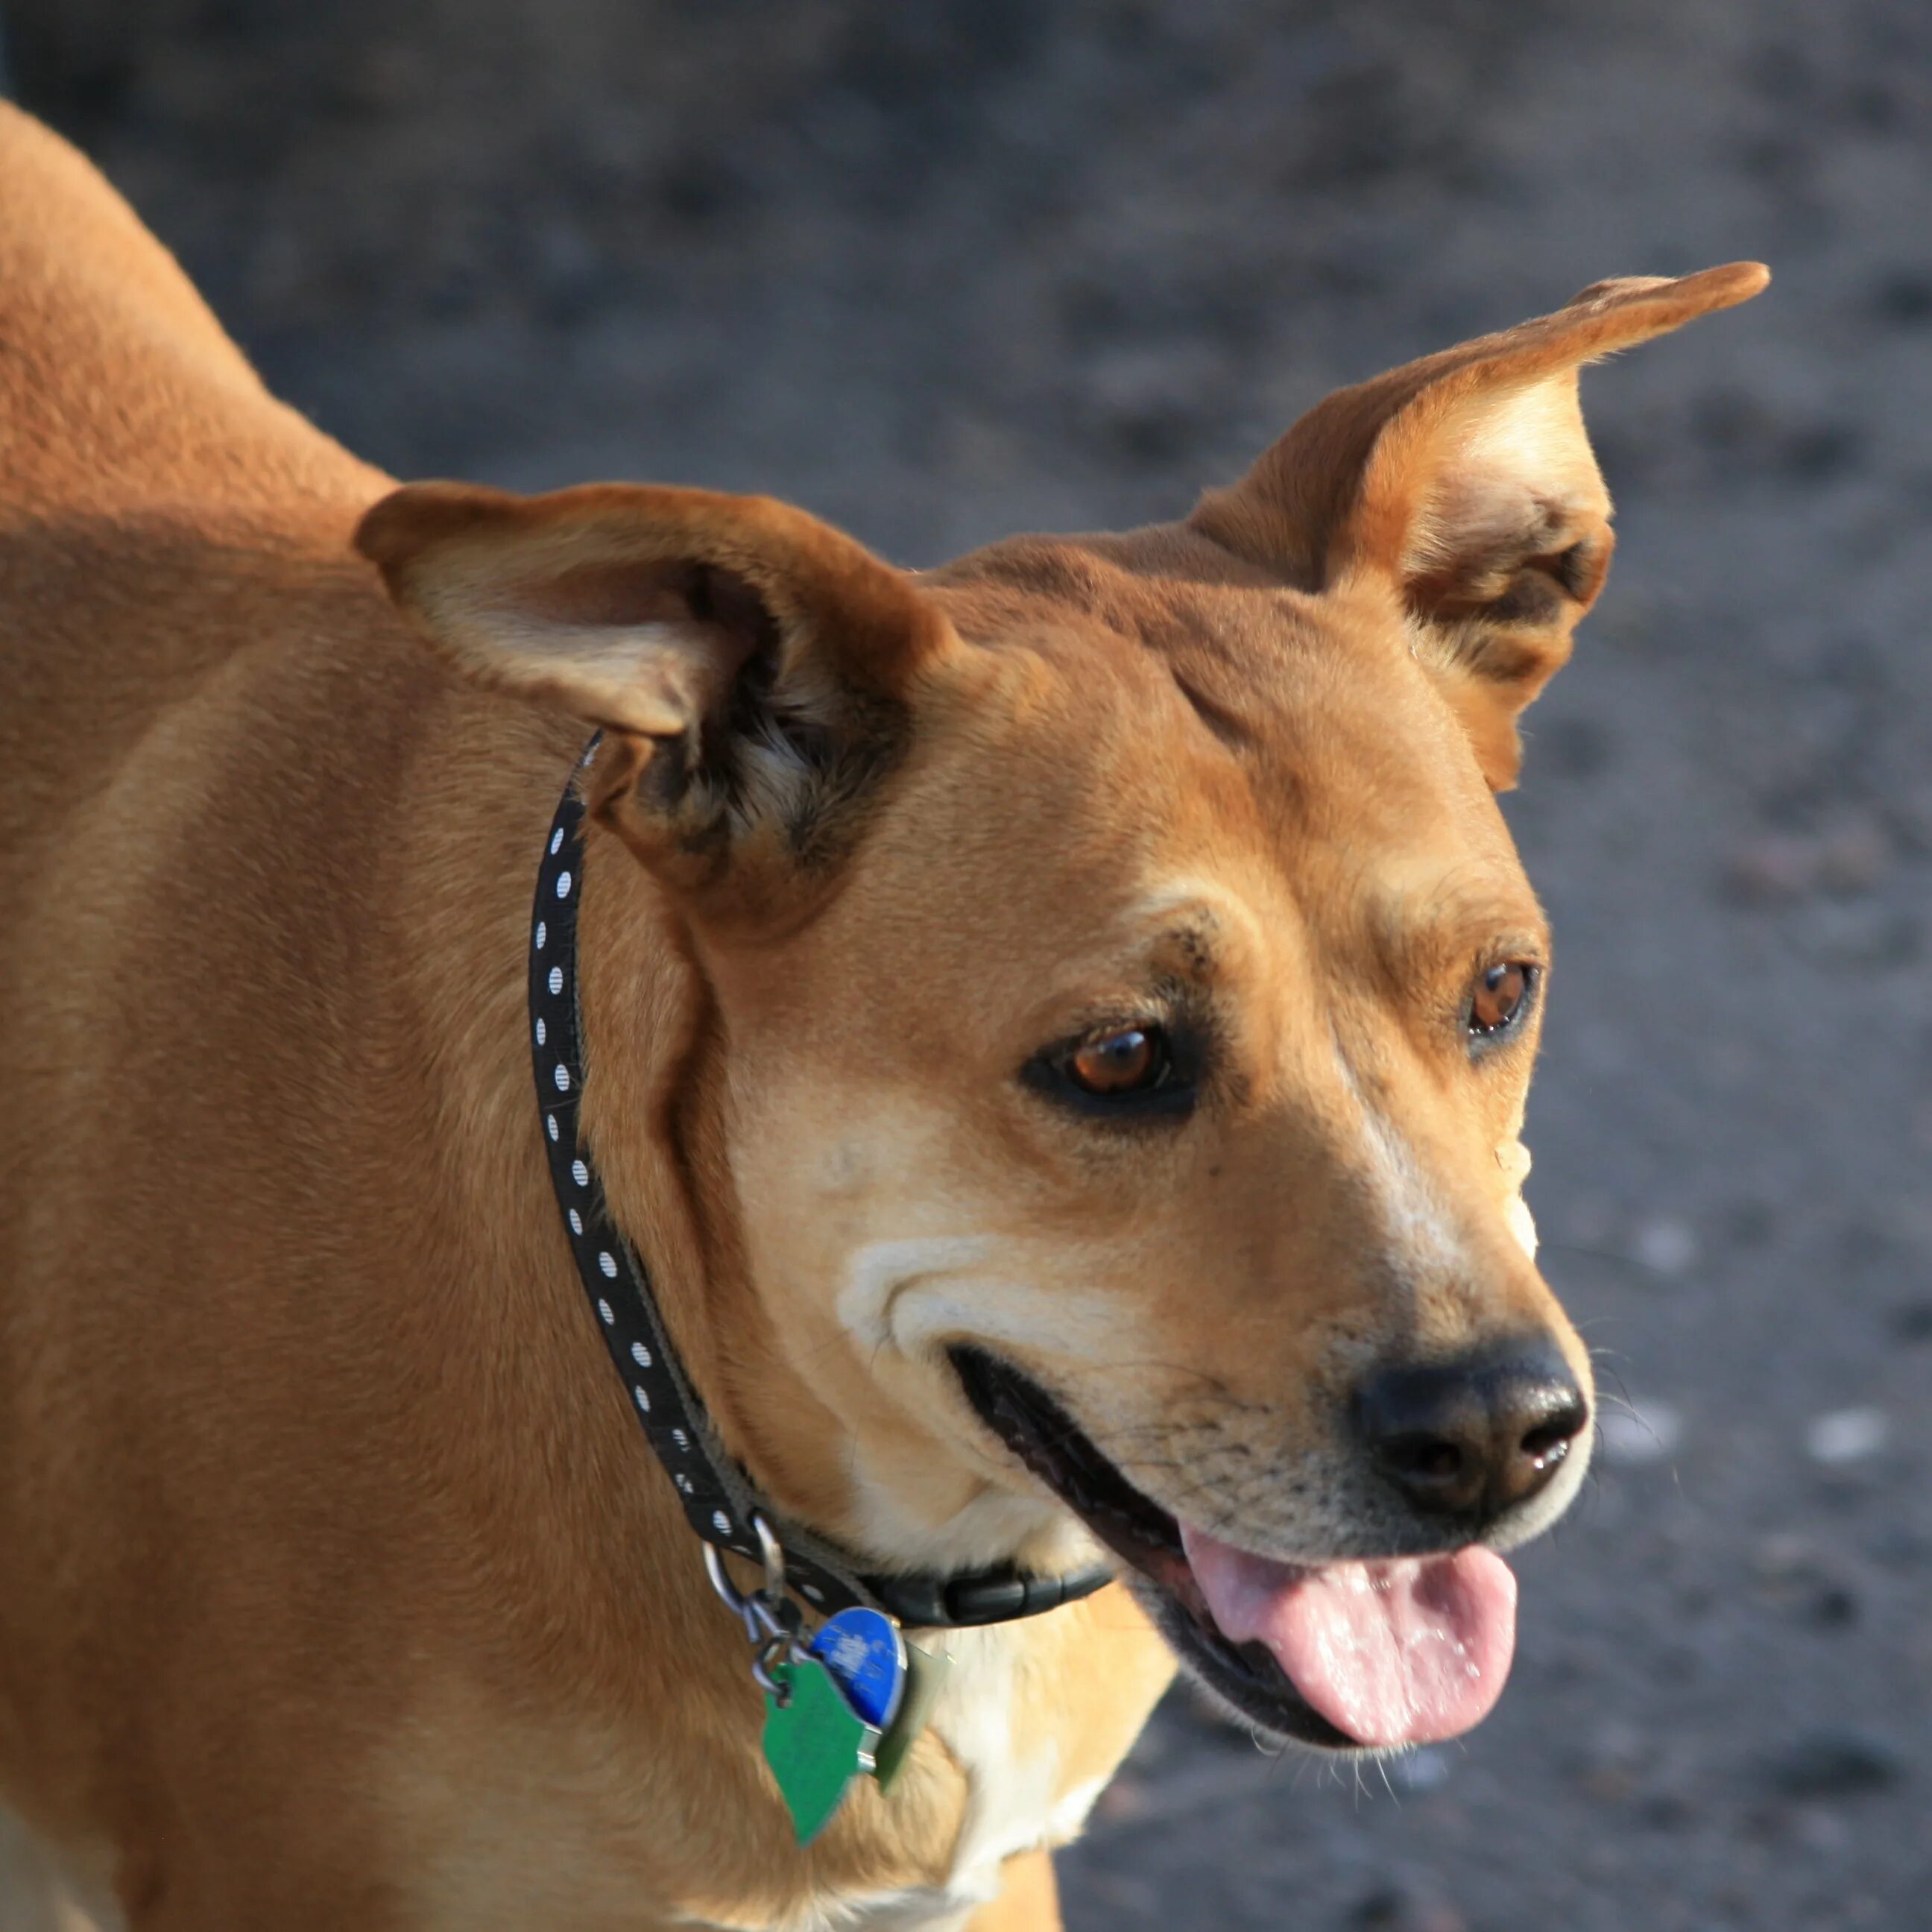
(703, 1512, 806, 1704)
(704, 1511, 789, 1611)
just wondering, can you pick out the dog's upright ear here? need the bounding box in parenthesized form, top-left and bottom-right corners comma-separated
(1192, 263, 1768, 787)
(357, 482, 950, 908)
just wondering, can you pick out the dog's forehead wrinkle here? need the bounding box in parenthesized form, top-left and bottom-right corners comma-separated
(1362, 855, 1547, 983)
(931, 535, 1331, 713)
(1167, 654, 1257, 752)
(921, 556, 1506, 900)
(1117, 886, 1240, 981)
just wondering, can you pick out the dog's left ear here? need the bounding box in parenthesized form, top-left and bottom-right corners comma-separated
(1192, 263, 1768, 787)
(356, 481, 951, 912)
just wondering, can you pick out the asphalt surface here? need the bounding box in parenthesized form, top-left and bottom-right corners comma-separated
(7, 3, 1931, 1927)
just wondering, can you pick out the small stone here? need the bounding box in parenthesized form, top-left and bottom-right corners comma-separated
(1750, 1538, 1860, 1628)
(1890, 1299, 1932, 1342)
(1752, 1532, 1813, 1578)
(1803, 903, 1919, 967)
(1597, 1398, 1683, 1467)
(1632, 1218, 1699, 1277)
(1351, 1890, 1407, 1929)
(1795, 1806, 1853, 1852)
(1723, 818, 1891, 904)
(1638, 1791, 1696, 1831)
(1873, 269, 1932, 326)
(1815, 821, 1890, 896)
(1579, 1764, 1637, 1803)
(1807, 1583, 1860, 1629)
(1805, 1407, 1889, 1465)
(1868, 1527, 1932, 1572)
(1350, 1891, 1466, 1932)
(1723, 834, 1816, 904)
(1766, 1729, 1906, 1799)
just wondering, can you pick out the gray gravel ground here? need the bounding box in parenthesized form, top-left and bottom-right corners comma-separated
(8, 3, 1931, 1927)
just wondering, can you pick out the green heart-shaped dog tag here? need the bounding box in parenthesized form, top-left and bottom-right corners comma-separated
(762, 1655, 878, 1846)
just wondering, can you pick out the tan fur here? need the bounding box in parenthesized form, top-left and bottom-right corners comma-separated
(0, 104, 1764, 1930)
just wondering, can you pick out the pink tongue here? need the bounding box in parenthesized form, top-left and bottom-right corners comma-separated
(1179, 1523, 1518, 1748)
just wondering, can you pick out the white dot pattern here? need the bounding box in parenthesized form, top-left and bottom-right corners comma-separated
(526, 756, 932, 1611)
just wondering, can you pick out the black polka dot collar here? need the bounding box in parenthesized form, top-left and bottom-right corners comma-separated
(528, 740, 1113, 1629)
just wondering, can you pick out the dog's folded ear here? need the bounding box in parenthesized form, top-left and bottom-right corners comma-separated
(356, 482, 950, 904)
(1191, 262, 1768, 787)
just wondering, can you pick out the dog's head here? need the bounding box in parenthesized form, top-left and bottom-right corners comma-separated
(359, 265, 1764, 1752)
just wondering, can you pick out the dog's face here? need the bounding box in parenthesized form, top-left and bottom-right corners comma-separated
(362, 264, 1764, 1752)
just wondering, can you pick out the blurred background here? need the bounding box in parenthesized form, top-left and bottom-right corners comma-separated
(7, 3, 1929, 1927)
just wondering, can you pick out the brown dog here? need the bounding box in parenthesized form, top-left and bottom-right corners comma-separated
(0, 104, 1764, 1931)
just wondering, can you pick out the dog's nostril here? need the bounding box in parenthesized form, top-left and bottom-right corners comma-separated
(1355, 1341, 1588, 1521)
(1520, 1394, 1589, 1467)
(1383, 1435, 1467, 1484)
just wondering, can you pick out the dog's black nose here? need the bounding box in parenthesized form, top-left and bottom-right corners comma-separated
(1354, 1342, 1588, 1520)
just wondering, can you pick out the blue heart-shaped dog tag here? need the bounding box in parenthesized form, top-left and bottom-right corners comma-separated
(809, 1607, 907, 1731)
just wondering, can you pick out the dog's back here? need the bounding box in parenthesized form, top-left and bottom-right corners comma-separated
(0, 102, 389, 805)
(0, 109, 432, 1919)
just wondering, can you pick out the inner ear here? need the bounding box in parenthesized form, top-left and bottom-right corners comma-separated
(524, 558, 777, 654)
(512, 558, 783, 740)
(1189, 264, 1769, 789)
(357, 479, 950, 905)
(1363, 376, 1616, 786)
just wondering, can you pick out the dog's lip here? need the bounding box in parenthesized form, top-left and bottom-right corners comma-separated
(947, 1344, 1360, 1749)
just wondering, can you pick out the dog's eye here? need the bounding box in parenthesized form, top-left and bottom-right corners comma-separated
(1025, 1022, 1196, 1118)
(1067, 1026, 1166, 1096)
(1468, 962, 1538, 1041)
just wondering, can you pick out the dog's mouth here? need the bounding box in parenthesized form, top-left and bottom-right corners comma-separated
(949, 1346, 1518, 1752)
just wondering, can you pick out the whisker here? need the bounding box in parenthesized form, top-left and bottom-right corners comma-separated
(1540, 1237, 1692, 1287)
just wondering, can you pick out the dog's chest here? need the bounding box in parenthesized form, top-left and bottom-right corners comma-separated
(383, 1595, 1167, 1931)
(804, 1629, 1107, 1931)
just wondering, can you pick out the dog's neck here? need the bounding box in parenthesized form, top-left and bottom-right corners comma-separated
(552, 815, 838, 1527)
(568, 804, 1101, 1599)
(402, 697, 1091, 1612)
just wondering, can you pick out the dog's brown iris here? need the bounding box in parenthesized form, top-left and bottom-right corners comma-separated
(1068, 1027, 1160, 1095)
(1471, 962, 1532, 1035)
